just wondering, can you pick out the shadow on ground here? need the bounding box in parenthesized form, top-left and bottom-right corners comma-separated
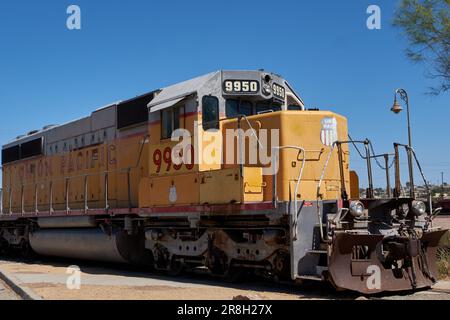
(0, 255, 363, 300)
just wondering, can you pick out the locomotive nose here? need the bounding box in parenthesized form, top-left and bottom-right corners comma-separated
(328, 230, 447, 294)
(382, 238, 420, 261)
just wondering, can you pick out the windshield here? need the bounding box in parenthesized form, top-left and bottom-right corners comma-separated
(225, 99, 284, 118)
(225, 99, 253, 118)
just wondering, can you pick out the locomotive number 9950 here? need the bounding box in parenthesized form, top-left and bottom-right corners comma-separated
(223, 80, 259, 94)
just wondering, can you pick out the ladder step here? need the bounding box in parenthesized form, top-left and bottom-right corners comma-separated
(297, 275, 323, 281)
(316, 266, 328, 274)
(307, 250, 327, 254)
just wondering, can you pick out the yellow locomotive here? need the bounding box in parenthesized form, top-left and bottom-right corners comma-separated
(0, 70, 446, 293)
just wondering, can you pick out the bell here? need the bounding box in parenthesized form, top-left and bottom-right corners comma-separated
(391, 98, 403, 114)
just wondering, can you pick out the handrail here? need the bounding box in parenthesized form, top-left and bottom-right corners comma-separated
(3, 163, 139, 189)
(404, 144, 433, 214)
(393, 143, 431, 209)
(4, 166, 138, 215)
(3, 135, 149, 190)
(215, 114, 263, 150)
(237, 115, 263, 150)
(316, 139, 376, 241)
(272, 146, 310, 241)
(216, 114, 263, 179)
(2, 135, 149, 216)
(316, 143, 336, 200)
(315, 142, 336, 242)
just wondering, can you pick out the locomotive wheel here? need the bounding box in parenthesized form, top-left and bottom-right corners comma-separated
(168, 257, 185, 276)
(206, 246, 229, 276)
(0, 238, 10, 255)
(153, 244, 171, 271)
(19, 239, 34, 259)
(272, 250, 291, 281)
(143, 249, 155, 270)
(223, 265, 246, 283)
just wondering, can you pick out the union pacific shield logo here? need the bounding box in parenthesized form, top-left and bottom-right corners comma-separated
(320, 117, 338, 146)
(169, 186, 177, 203)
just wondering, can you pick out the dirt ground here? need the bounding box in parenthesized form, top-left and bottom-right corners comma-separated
(25, 283, 300, 300)
(0, 279, 19, 300)
(435, 216, 450, 230)
(0, 258, 449, 300)
(0, 259, 323, 300)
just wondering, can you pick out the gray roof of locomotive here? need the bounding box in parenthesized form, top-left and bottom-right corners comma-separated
(3, 70, 303, 150)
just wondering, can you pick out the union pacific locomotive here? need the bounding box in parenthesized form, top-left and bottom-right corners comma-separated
(0, 70, 446, 294)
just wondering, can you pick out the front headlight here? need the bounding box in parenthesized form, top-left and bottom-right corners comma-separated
(349, 201, 364, 217)
(399, 203, 410, 216)
(412, 200, 426, 216)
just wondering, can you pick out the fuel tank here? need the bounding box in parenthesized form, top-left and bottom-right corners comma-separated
(29, 228, 148, 264)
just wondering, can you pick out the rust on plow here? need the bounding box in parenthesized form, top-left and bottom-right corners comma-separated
(328, 230, 447, 294)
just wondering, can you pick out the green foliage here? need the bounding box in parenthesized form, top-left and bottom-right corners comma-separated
(394, 0, 450, 95)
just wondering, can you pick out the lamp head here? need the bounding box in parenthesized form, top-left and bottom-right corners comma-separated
(391, 97, 403, 114)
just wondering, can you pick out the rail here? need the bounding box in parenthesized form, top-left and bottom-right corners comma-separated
(227, 116, 311, 230)
(227, 116, 324, 241)
(314, 138, 435, 242)
(394, 143, 433, 214)
(271, 146, 323, 241)
(315, 139, 375, 241)
(214, 114, 263, 179)
(271, 146, 305, 240)
(315, 142, 336, 242)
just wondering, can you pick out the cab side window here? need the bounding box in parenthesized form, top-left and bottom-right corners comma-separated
(202, 96, 219, 130)
(161, 105, 185, 139)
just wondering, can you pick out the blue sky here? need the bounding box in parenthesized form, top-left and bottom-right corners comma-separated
(0, 0, 448, 188)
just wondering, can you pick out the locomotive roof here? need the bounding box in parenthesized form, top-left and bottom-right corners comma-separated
(148, 71, 218, 112)
(2, 70, 303, 149)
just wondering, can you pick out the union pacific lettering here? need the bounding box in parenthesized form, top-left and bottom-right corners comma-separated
(6, 145, 117, 184)
(16, 160, 53, 182)
(59, 145, 117, 174)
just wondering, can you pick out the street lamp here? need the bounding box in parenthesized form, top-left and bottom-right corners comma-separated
(391, 88, 415, 198)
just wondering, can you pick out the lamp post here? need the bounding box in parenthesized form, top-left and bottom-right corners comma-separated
(391, 88, 415, 198)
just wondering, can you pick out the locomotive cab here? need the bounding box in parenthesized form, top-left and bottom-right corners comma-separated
(139, 70, 347, 208)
